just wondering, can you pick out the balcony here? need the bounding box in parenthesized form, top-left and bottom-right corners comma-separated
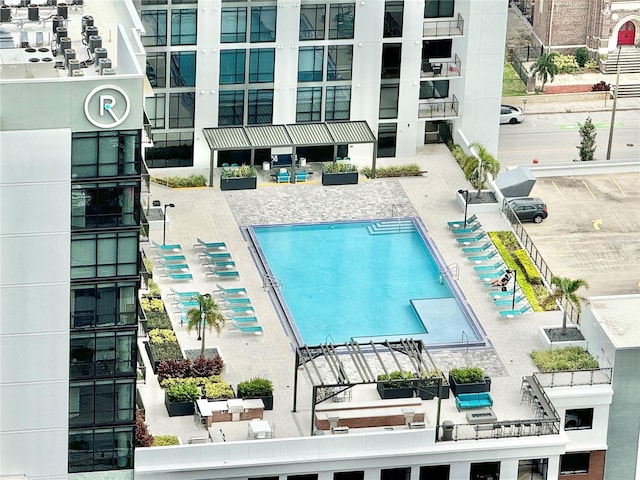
(418, 94, 459, 119)
(423, 13, 464, 38)
(421, 54, 462, 79)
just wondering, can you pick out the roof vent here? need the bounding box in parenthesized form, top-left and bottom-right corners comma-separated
(41, 57, 53, 62)
(28, 4, 39, 22)
(29, 57, 40, 62)
(57, 3, 68, 19)
(51, 15, 63, 34)
(98, 57, 111, 74)
(88, 34, 101, 53)
(81, 15, 93, 34)
(0, 6, 11, 23)
(72, 69, 84, 77)
(67, 58, 80, 75)
(101, 67, 116, 76)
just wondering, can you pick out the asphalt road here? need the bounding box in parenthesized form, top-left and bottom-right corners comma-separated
(498, 110, 640, 167)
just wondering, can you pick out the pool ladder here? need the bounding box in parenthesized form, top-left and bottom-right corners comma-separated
(439, 262, 459, 282)
(262, 273, 282, 291)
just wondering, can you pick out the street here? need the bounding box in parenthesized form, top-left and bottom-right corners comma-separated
(498, 110, 640, 167)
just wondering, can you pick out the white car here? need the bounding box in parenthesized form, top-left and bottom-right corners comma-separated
(500, 104, 524, 124)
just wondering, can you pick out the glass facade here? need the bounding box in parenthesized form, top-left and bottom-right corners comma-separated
(419, 80, 449, 99)
(145, 132, 194, 167)
(249, 49, 275, 83)
(327, 45, 353, 81)
(170, 51, 196, 87)
(377, 123, 397, 157)
(298, 46, 324, 82)
(145, 94, 166, 129)
(296, 87, 322, 122)
(218, 90, 245, 126)
(379, 83, 400, 119)
(220, 49, 246, 84)
(329, 4, 355, 39)
(384, 1, 404, 37)
(221, 7, 247, 43)
(71, 131, 140, 178)
(250, 6, 276, 42)
(325, 86, 351, 120)
(247, 89, 274, 124)
(169, 92, 196, 128)
(381, 43, 402, 79)
(171, 9, 197, 45)
(146, 52, 166, 87)
(300, 4, 326, 40)
(141, 10, 167, 46)
(424, 0, 455, 18)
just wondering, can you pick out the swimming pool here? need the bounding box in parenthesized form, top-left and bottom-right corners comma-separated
(249, 219, 484, 347)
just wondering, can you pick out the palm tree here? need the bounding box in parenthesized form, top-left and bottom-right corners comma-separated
(548, 276, 590, 334)
(463, 142, 501, 198)
(530, 52, 559, 92)
(186, 294, 226, 357)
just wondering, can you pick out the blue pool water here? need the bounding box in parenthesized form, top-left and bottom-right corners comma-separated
(250, 220, 483, 346)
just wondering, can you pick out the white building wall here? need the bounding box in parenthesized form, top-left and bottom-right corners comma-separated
(0, 129, 72, 478)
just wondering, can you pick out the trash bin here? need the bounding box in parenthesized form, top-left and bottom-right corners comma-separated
(300, 157, 307, 167)
(441, 420, 454, 441)
(262, 161, 270, 171)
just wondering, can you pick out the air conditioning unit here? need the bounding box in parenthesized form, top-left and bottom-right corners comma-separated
(408, 422, 426, 429)
(332, 426, 349, 434)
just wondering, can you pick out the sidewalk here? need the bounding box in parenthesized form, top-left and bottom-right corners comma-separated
(502, 90, 640, 115)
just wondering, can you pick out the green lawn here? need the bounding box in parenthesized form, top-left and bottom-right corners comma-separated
(502, 63, 527, 96)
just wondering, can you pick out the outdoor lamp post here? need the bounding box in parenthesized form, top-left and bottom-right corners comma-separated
(162, 203, 175, 245)
(506, 269, 518, 309)
(457, 189, 469, 226)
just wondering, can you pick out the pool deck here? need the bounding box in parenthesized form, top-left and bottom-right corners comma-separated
(139, 144, 564, 443)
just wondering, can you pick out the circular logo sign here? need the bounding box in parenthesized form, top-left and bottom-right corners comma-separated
(84, 85, 131, 128)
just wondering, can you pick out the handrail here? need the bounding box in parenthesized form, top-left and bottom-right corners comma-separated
(461, 330, 469, 353)
(440, 262, 459, 280)
(263, 273, 282, 291)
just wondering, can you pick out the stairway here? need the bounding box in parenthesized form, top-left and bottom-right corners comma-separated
(367, 219, 415, 235)
(602, 46, 640, 74)
(611, 83, 640, 97)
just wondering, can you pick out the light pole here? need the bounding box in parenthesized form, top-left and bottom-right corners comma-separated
(506, 269, 518, 309)
(606, 45, 622, 160)
(162, 203, 175, 245)
(457, 189, 469, 226)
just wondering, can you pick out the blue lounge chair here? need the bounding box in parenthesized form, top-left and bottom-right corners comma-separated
(473, 261, 505, 272)
(202, 261, 236, 273)
(176, 301, 200, 310)
(478, 268, 507, 280)
(451, 223, 482, 236)
(193, 238, 227, 251)
(447, 214, 478, 228)
(276, 171, 290, 183)
(467, 250, 498, 263)
(494, 294, 526, 306)
(222, 305, 255, 314)
(231, 315, 258, 323)
(169, 288, 200, 299)
(215, 284, 247, 296)
(163, 271, 193, 281)
(232, 324, 263, 334)
(156, 262, 190, 272)
(488, 289, 521, 299)
(499, 304, 532, 317)
(154, 253, 187, 262)
(295, 171, 308, 182)
(461, 242, 492, 254)
(152, 240, 182, 252)
(456, 232, 487, 244)
(222, 295, 251, 305)
(200, 251, 233, 261)
(206, 270, 240, 279)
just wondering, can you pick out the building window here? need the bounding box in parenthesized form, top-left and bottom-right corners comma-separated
(71, 231, 138, 280)
(564, 408, 594, 430)
(419, 465, 450, 480)
(171, 9, 197, 45)
(71, 182, 139, 230)
(296, 87, 322, 122)
(170, 51, 196, 87)
(300, 4, 326, 40)
(145, 94, 166, 129)
(169, 92, 195, 128)
(72, 131, 140, 178)
(68, 426, 134, 472)
(220, 49, 246, 84)
(329, 4, 355, 39)
(470, 462, 501, 480)
(327, 45, 353, 80)
(334, 472, 364, 480)
(298, 46, 324, 82)
(146, 52, 166, 87)
(379, 83, 399, 119)
(419, 80, 449, 99)
(218, 90, 244, 126)
(70, 332, 136, 379)
(145, 132, 194, 168)
(384, 1, 403, 37)
(377, 123, 397, 157)
(221, 7, 246, 43)
(381, 468, 410, 480)
(423, 39, 452, 59)
(250, 6, 276, 43)
(288, 476, 318, 480)
(249, 49, 275, 83)
(70, 283, 137, 329)
(141, 0, 168, 4)
(141, 10, 167, 46)
(381, 43, 402, 79)
(247, 89, 273, 124)
(560, 452, 590, 474)
(424, 0, 455, 18)
(325, 86, 351, 120)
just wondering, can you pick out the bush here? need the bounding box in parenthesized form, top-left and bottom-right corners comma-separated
(584, 59, 598, 71)
(513, 249, 542, 285)
(531, 346, 599, 373)
(552, 54, 579, 73)
(191, 355, 224, 377)
(449, 367, 484, 384)
(204, 380, 234, 400)
(575, 47, 588, 67)
(152, 435, 180, 446)
(591, 81, 610, 92)
(149, 341, 183, 363)
(448, 143, 469, 166)
(149, 328, 176, 344)
(157, 359, 192, 382)
(322, 162, 358, 173)
(135, 409, 154, 447)
(146, 278, 161, 297)
(166, 381, 201, 402)
(360, 164, 422, 178)
(221, 165, 257, 178)
(151, 174, 207, 188)
(141, 297, 164, 313)
(157, 356, 225, 383)
(377, 370, 414, 388)
(237, 377, 273, 397)
(145, 312, 172, 330)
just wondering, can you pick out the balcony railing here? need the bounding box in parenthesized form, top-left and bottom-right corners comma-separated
(423, 13, 464, 38)
(440, 416, 559, 442)
(418, 94, 459, 119)
(420, 54, 462, 78)
(534, 368, 613, 388)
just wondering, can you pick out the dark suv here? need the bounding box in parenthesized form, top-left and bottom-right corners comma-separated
(507, 197, 548, 223)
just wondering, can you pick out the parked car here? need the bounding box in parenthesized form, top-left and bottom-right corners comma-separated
(500, 105, 524, 124)
(507, 197, 548, 223)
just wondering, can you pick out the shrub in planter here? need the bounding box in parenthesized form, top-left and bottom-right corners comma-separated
(531, 346, 598, 373)
(322, 162, 359, 186)
(204, 379, 234, 400)
(322, 162, 358, 174)
(141, 297, 165, 313)
(191, 355, 225, 377)
(415, 369, 449, 400)
(157, 359, 192, 383)
(376, 371, 415, 399)
(448, 367, 489, 396)
(157, 356, 225, 383)
(145, 311, 172, 331)
(135, 409, 153, 447)
(220, 165, 258, 190)
(166, 381, 201, 402)
(153, 435, 180, 447)
(237, 377, 274, 410)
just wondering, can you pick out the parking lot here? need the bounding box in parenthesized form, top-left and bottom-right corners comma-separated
(524, 172, 640, 296)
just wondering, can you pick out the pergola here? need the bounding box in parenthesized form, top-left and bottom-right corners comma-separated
(292, 339, 444, 436)
(202, 121, 378, 185)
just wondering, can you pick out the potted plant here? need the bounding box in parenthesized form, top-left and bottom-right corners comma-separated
(376, 371, 415, 399)
(203, 379, 235, 401)
(144, 328, 183, 374)
(220, 165, 258, 191)
(321, 161, 359, 186)
(448, 367, 489, 396)
(237, 377, 274, 410)
(164, 381, 200, 417)
(414, 369, 449, 400)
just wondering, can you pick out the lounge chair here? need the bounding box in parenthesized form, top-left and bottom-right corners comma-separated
(176, 300, 200, 310)
(200, 251, 233, 261)
(478, 268, 507, 280)
(447, 214, 478, 228)
(193, 238, 227, 251)
(169, 288, 200, 299)
(230, 315, 258, 323)
(276, 171, 290, 183)
(451, 223, 482, 236)
(456, 232, 487, 244)
(222, 295, 252, 305)
(467, 250, 498, 263)
(154, 253, 187, 262)
(499, 304, 532, 318)
(473, 261, 505, 272)
(295, 171, 308, 182)
(488, 289, 521, 299)
(214, 284, 247, 296)
(206, 269, 240, 279)
(202, 261, 236, 272)
(231, 323, 263, 334)
(494, 294, 526, 306)
(461, 241, 492, 254)
(163, 271, 193, 281)
(222, 305, 255, 314)
(151, 240, 182, 252)
(156, 262, 190, 271)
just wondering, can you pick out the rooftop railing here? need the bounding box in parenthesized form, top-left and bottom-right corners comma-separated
(423, 13, 464, 38)
(534, 368, 613, 388)
(440, 416, 559, 442)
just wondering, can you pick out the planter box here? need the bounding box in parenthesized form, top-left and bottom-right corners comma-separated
(241, 394, 273, 410)
(376, 382, 415, 399)
(415, 379, 450, 400)
(322, 171, 358, 186)
(164, 392, 195, 417)
(448, 374, 489, 396)
(220, 176, 257, 191)
(144, 341, 160, 374)
(538, 325, 588, 350)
